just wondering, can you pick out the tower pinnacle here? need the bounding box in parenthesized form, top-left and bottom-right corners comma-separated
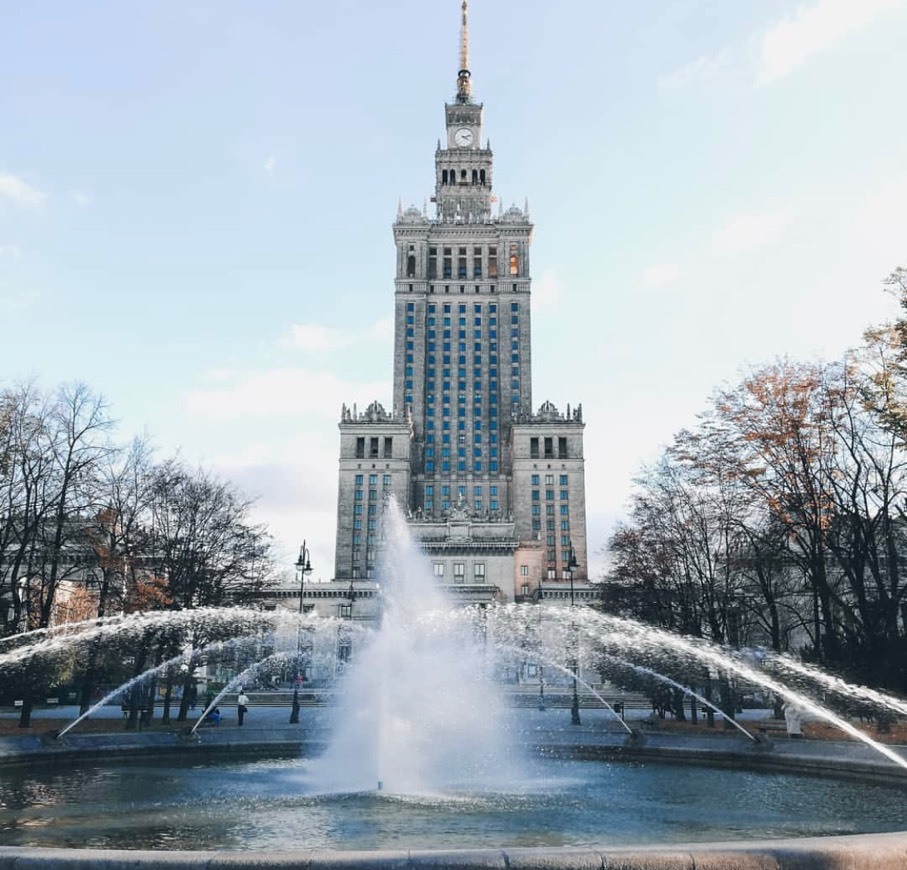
(456, 0, 472, 104)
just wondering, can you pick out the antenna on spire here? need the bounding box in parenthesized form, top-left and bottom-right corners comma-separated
(456, 0, 472, 104)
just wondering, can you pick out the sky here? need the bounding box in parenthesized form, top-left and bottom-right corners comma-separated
(2, 0, 906, 584)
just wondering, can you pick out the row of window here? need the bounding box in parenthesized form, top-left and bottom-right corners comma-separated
(530, 437, 568, 459)
(354, 436, 393, 460)
(406, 245, 520, 280)
(406, 302, 522, 314)
(531, 490, 570, 501)
(426, 461, 499, 473)
(432, 562, 487, 582)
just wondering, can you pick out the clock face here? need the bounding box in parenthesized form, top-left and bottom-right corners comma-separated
(454, 127, 474, 147)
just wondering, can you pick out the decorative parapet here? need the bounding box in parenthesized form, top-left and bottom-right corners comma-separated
(513, 400, 583, 425)
(339, 401, 408, 426)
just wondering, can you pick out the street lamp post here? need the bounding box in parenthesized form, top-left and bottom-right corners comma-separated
(289, 542, 313, 725)
(566, 544, 581, 726)
(537, 582, 546, 711)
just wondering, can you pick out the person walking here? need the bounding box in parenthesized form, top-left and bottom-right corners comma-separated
(237, 689, 249, 727)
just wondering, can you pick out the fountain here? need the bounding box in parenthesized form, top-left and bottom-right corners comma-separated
(1, 504, 907, 868)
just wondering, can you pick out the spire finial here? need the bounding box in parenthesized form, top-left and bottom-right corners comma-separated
(456, 0, 472, 103)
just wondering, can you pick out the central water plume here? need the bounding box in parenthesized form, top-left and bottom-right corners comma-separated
(305, 500, 524, 795)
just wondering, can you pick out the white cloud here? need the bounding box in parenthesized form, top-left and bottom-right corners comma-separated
(849, 174, 907, 274)
(283, 317, 392, 353)
(70, 190, 92, 206)
(710, 210, 792, 257)
(185, 368, 388, 421)
(658, 49, 732, 92)
(264, 156, 277, 175)
(285, 323, 349, 352)
(0, 173, 47, 208)
(0, 244, 22, 259)
(640, 263, 681, 288)
(533, 268, 562, 309)
(757, 0, 904, 86)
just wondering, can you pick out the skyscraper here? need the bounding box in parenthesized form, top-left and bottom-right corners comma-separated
(334, 2, 588, 607)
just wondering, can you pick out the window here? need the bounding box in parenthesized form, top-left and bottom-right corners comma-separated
(354, 474, 363, 485)
(560, 490, 569, 501)
(370, 437, 380, 458)
(433, 563, 444, 577)
(560, 474, 568, 486)
(530, 437, 539, 459)
(546, 490, 554, 500)
(544, 437, 553, 459)
(520, 565, 529, 576)
(489, 247, 498, 277)
(509, 245, 519, 275)
(531, 474, 540, 485)
(355, 437, 365, 459)
(545, 474, 554, 485)
(559, 437, 568, 458)
(453, 562, 466, 582)
(474, 563, 485, 581)
(383, 474, 391, 487)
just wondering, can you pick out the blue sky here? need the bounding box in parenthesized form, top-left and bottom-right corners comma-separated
(2, 0, 906, 582)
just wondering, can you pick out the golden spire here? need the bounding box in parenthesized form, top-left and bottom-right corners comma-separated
(456, 0, 472, 103)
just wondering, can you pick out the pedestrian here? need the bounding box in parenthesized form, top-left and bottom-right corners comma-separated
(237, 688, 249, 726)
(783, 701, 803, 738)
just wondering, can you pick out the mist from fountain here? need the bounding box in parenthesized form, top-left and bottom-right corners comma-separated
(303, 501, 526, 795)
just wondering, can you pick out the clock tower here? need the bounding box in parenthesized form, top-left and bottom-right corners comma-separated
(436, 0, 493, 223)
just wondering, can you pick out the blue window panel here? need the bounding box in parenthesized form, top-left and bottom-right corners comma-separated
(458, 461, 466, 472)
(473, 463, 482, 473)
(407, 302, 415, 311)
(489, 461, 499, 472)
(490, 500, 498, 510)
(407, 327, 414, 337)
(407, 354, 414, 363)
(426, 461, 435, 472)
(443, 461, 451, 472)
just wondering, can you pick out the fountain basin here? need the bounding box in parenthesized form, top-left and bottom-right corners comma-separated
(2, 725, 907, 868)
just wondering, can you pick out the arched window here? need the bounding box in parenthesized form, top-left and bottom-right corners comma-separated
(442, 169, 448, 184)
(509, 244, 519, 276)
(460, 168, 467, 182)
(407, 255, 416, 278)
(480, 169, 486, 185)
(472, 169, 478, 184)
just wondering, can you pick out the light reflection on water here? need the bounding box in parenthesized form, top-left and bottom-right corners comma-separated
(1, 754, 906, 851)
